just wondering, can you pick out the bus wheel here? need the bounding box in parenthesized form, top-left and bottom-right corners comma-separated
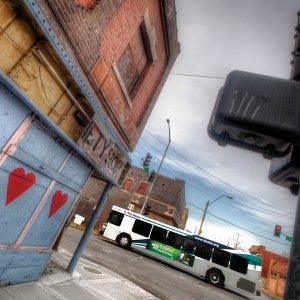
(117, 233, 132, 249)
(206, 268, 224, 287)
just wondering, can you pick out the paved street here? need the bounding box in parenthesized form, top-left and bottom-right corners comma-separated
(0, 227, 273, 300)
(60, 227, 272, 300)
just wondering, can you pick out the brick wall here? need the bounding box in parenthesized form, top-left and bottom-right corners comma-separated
(35, 0, 178, 151)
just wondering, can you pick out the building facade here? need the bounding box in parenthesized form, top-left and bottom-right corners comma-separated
(75, 166, 188, 230)
(0, 0, 179, 285)
(249, 245, 289, 299)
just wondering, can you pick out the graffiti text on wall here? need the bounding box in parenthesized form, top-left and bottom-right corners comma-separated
(78, 118, 128, 183)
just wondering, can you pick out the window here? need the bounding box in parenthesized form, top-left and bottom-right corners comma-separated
(182, 238, 196, 254)
(212, 248, 230, 267)
(116, 24, 150, 96)
(150, 226, 167, 243)
(195, 241, 213, 260)
(132, 220, 152, 237)
(136, 181, 148, 195)
(166, 232, 183, 249)
(229, 254, 248, 274)
(107, 211, 124, 226)
(121, 178, 133, 192)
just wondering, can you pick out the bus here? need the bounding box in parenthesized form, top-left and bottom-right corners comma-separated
(101, 205, 262, 298)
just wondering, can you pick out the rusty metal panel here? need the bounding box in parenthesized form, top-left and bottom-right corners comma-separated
(9, 46, 84, 142)
(59, 105, 85, 142)
(9, 48, 65, 114)
(0, 2, 36, 73)
(0, 0, 16, 27)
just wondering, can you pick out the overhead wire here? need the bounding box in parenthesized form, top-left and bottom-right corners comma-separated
(141, 130, 294, 217)
(132, 131, 296, 246)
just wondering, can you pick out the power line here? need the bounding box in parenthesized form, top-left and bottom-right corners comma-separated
(135, 140, 294, 230)
(132, 132, 294, 243)
(170, 73, 225, 80)
(187, 202, 290, 247)
(142, 131, 294, 216)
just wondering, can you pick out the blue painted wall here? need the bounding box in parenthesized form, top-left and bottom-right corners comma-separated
(0, 81, 92, 284)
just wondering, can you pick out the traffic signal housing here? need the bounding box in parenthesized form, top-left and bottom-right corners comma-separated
(148, 170, 156, 182)
(144, 204, 151, 215)
(143, 153, 152, 173)
(269, 145, 300, 196)
(207, 70, 300, 159)
(274, 225, 282, 237)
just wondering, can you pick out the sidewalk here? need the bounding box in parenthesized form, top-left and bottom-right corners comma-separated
(0, 247, 159, 300)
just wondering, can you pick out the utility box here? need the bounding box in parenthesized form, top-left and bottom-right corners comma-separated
(208, 70, 300, 158)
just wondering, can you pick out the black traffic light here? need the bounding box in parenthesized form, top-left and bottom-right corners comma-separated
(144, 204, 151, 215)
(148, 170, 156, 182)
(274, 225, 282, 237)
(208, 70, 300, 158)
(269, 145, 300, 196)
(143, 153, 152, 173)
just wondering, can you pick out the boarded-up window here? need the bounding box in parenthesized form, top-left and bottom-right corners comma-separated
(121, 178, 134, 192)
(116, 25, 150, 96)
(0, 0, 93, 142)
(136, 181, 148, 195)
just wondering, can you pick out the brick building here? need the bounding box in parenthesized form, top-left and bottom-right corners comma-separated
(249, 245, 289, 298)
(249, 245, 289, 278)
(35, 0, 180, 152)
(75, 166, 188, 230)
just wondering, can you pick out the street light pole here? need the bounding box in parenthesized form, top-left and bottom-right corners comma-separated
(198, 195, 233, 235)
(140, 119, 171, 214)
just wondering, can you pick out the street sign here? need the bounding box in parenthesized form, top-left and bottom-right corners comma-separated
(286, 236, 293, 242)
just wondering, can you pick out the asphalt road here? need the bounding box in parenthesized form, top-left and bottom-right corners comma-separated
(58, 227, 267, 300)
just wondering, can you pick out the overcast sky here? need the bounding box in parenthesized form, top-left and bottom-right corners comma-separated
(130, 0, 300, 256)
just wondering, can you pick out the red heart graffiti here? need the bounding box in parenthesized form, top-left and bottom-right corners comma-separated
(49, 190, 68, 218)
(6, 167, 36, 206)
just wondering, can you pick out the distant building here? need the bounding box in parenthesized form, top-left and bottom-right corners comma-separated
(74, 166, 188, 230)
(249, 245, 289, 298)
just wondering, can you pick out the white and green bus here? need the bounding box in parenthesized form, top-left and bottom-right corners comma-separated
(101, 205, 262, 297)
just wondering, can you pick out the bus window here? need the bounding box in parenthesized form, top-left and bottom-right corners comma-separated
(150, 226, 167, 243)
(195, 241, 213, 260)
(182, 238, 195, 254)
(107, 211, 124, 226)
(132, 219, 152, 237)
(230, 254, 248, 274)
(166, 232, 183, 249)
(212, 248, 230, 267)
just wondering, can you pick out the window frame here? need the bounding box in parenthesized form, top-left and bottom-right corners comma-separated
(132, 219, 152, 237)
(150, 226, 167, 244)
(107, 211, 124, 227)
(113, 19, 155, 106)
(166, 231, 183, 249)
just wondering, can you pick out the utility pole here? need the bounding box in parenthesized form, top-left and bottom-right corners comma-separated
(198, 195, 233, 235)
(198, 200, 209, 235)
(140, 119, 171, 214)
